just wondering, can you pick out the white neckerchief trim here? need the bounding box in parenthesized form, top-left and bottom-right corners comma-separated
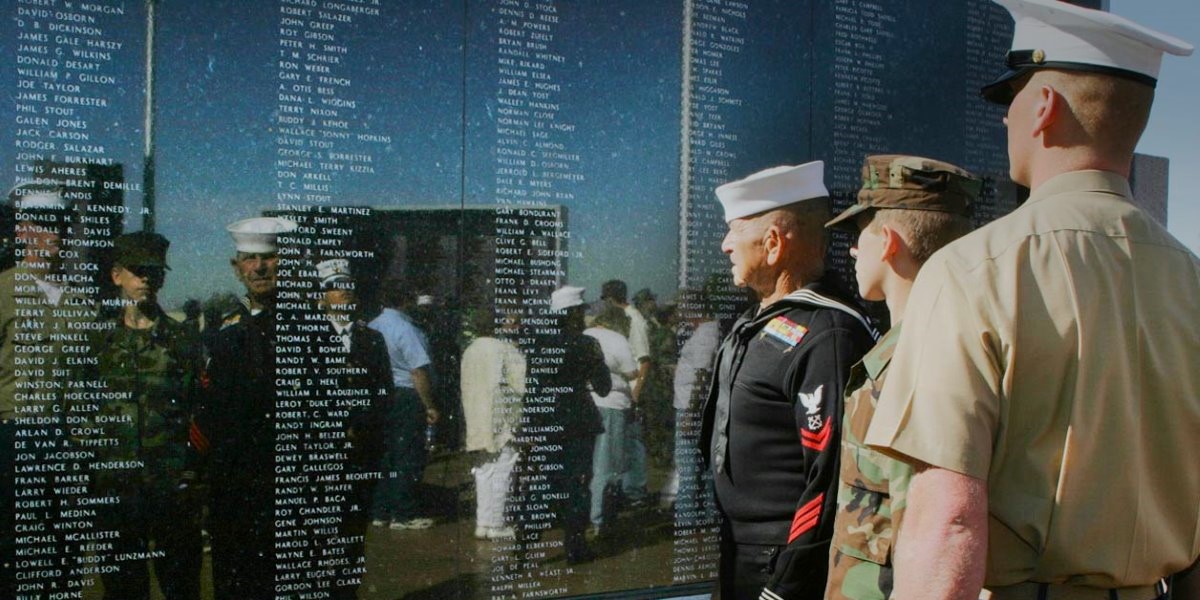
(783, 289, 880, 341)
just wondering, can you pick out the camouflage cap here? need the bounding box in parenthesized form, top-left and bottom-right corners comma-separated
(825, 155, 982, 232)
(112, 231, 171, 269)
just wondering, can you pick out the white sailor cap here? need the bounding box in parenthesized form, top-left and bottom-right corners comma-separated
(715, 161, 829, 223)
(226, 217, 298, 254)
(315, 258, 352, 288)
(8, 183, 69, 211)
(549, 286, 585, 313)
(982, 0, 1194, 104)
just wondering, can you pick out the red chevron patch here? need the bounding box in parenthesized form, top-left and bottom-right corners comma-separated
(800, 418, 831, 451)
(788, 493, 824, 542)
(189, 421, 210, 454)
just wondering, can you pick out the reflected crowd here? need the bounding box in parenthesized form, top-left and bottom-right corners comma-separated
(0, 181, 733, 599)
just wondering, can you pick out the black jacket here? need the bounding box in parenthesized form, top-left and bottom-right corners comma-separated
(700, 279, 876, 599)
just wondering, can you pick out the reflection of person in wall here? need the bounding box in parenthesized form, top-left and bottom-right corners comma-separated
(310, 259, 394, 598)
(89, 232, 206, 600)
(664, 289, 721, 527)
(632, 287, 678, 475)
(194, 216, 297, 600)
(599, 280, 652, 505)
(699, 162, 875, 600)
(408, 292, 461, 449)
(518, 286, 609, 565)
(460, 308, 525, 540)
(582, 304, 637, 537)
(368, 281, 439, 530)
(0, 183, 90, 598)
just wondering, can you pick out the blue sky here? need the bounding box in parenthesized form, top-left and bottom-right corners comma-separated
(1116, 0, 1199, 254)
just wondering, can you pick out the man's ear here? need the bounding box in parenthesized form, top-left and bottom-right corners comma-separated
(111, 266, 122, 286)
(879, 224, 905, 264)
(763, 224, 784, 266)
(1032, 84, 1061, 138)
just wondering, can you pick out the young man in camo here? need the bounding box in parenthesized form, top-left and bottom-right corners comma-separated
(821, 155, 980, 600)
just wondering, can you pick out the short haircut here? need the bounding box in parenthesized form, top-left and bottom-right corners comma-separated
(594, 304, 631, 337)
(1035, 69, 1155, 159)
(866, 208, 973, 265)
(601, 279, 627, 303)
(765, 198, 831, 281)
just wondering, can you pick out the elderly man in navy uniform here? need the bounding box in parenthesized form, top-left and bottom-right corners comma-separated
(864, 1, 1199, 599)
(700, 162, 876, 600)
(195, 216, 297, 600)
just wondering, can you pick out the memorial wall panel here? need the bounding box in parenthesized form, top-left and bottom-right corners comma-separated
(0, 1, 1093, 599)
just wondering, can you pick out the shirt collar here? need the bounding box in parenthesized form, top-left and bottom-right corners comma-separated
(1026, 170, 1132, 207)
(863, 324, 902, 382)
(328, 318, 353, 336)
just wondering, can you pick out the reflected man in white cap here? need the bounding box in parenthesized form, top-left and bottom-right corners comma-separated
(518, 285, 610, 564)
(194, 216, 297, 600)
(224, 216, 298, 321)
(309, 259, 394, 600)
(863, 1, 1199, 599)
(698, 162, 876, 600)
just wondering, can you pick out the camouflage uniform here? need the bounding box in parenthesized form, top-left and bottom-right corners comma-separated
(86, 311, 205, 600)
(823, 154, 980, 599)
(825, 326, 908, 600)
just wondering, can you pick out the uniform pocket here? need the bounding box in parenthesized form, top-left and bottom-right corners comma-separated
(835, 442, 901, 565)
(834, 484, 893, 565)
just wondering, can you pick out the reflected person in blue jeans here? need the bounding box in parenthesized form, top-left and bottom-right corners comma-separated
(368, 284, 440, 530)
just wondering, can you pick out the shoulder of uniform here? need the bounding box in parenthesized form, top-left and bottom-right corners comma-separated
(158, 314, 198, 337)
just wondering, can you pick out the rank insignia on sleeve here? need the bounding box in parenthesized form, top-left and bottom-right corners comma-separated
(763, 316, 808, 347)
(799, 385, 824, 415)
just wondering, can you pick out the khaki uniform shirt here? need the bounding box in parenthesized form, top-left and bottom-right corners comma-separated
(866, 171, 1200, 588)
(826, 325, 910, 600)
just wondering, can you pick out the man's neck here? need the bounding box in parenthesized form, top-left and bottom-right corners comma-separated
(20, 258, 54, 279)
(757, 270, 809, 310)
(1026, 150, 1131, 192)
(122, 301, 158, 331)
(247, 295, 274, 313)
(883, 281, 912, 328)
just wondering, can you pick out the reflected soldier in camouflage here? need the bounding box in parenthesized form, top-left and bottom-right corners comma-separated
(87, 231, 205, 600)
(821, 155, 979, 600)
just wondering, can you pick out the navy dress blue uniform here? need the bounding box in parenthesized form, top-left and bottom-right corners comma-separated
(305, 317, 394, 600)
(196, 302, 279, 600)
(701, 279, 875, 600)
